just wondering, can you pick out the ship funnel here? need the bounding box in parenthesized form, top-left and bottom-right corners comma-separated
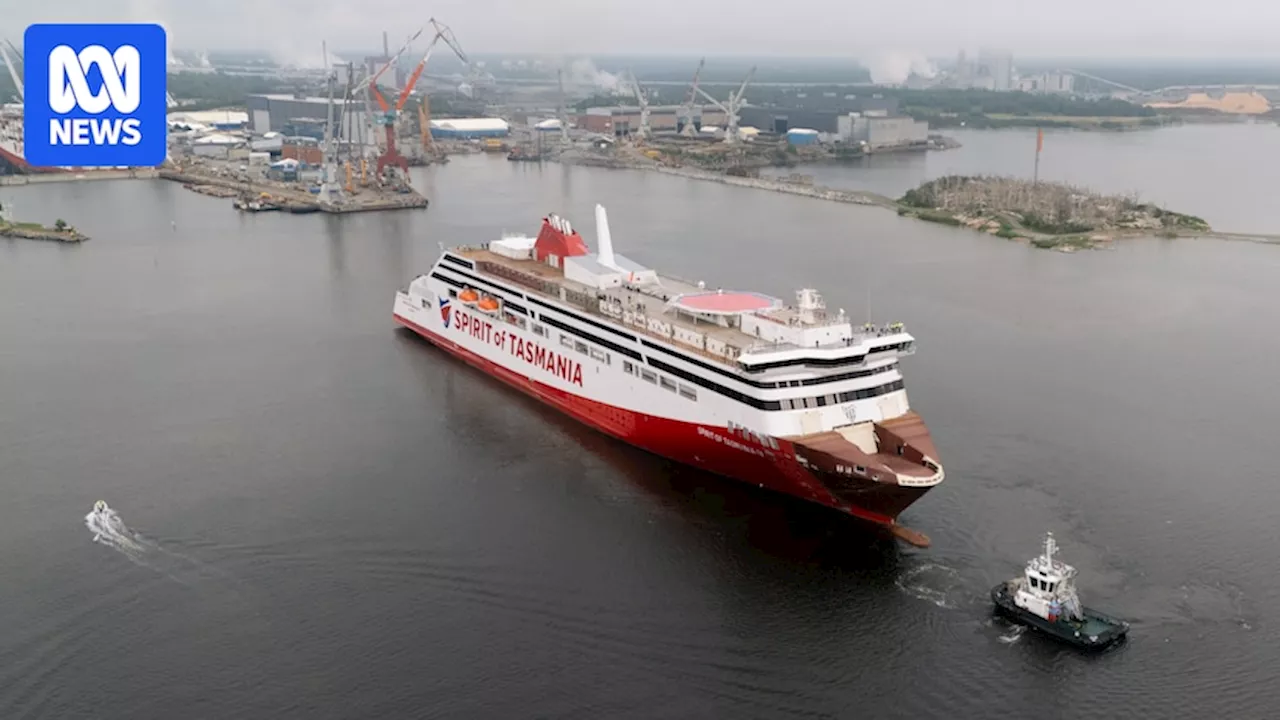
(595, 204, 617, 269)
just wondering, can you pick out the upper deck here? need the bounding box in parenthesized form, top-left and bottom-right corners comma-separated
(442, 206, 915, 380)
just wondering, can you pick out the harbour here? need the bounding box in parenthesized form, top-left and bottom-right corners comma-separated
(3, 16, 1280, 716)
(2, 145, 1278, 717)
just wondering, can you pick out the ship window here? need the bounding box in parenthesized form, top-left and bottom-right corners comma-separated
(678, 385, 697, 400)
(560, 335, 573, 348)
(448, 289, 458, 298)
(641, 369, 657, 384)
(660, 377, 677, 392)
(623, 360, 635, 374)
(854, 465, 866, 474)
(589, 348, 606, 362)
(533, 324, 547, 337)
(574, 341, 588, 355)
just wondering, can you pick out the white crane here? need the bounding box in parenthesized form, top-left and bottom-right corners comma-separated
(679, 57, 705, 137)
(0, 40, 23, 102)
(695, 65, 755, 144)
(556, 68, 570, 146)
(625, 68, 650, 141)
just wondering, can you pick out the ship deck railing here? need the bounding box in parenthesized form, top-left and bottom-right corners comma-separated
(457, 247, 911, 374)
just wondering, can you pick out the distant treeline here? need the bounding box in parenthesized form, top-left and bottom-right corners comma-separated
(1019, 61, 1280, 91)
(168, 73, 289, 110)
(889, 89, 1157, 118)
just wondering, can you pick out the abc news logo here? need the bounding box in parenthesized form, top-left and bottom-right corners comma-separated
(48, 44, 144, 146)
(24, 23, 167, 168)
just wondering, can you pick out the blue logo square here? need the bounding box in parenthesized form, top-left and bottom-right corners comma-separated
(23, 23, 168, 168)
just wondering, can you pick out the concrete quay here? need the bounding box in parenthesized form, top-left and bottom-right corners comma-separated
(158, 170, 428, 214)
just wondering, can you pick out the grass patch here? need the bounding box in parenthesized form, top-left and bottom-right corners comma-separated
(902, 208, 962, 226)
(1030, 235, 1094, 250)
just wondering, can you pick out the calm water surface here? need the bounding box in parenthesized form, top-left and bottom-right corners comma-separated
(765, 122, 1280, 234)
(1, 147, 1276, 718)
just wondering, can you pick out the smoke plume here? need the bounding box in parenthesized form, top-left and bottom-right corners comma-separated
(865, 52, 938, 85)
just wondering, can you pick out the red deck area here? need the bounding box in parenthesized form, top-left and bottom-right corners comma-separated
(672, 291, 779, 315)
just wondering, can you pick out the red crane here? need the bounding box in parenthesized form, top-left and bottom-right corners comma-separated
(368, 18, 468, 181)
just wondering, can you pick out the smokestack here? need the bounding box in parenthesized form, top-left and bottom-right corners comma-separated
(595, 204, 616, 269)
(383, 31, 389, 58)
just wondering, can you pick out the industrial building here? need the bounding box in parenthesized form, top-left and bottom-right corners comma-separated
(246, 94, 370, 139)
(428, 118, 510, 139)
(738, 95, 898, 135)
(578, 105, 728, 136)
(837, 114, 930, 150)
(1020, 72, 1076, 95)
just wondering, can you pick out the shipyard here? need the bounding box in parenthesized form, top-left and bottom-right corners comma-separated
(1, 33, 1238, 249)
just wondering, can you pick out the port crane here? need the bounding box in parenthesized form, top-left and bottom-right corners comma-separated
(625, 69, 651, 141)
(695, 66, 755, 144)
(679, 57, 705, 137)
(363, 18, 468, 181)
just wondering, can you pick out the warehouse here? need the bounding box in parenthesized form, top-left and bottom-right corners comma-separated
(738, 96, 899, 134)
(838, 114, 930, 150)
(246, 94, 369, 139)
(579, 105, 727, 136)
(428, 118, 510, 139)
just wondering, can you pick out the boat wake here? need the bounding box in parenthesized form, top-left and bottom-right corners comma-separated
(997, 624, 1026, 644)
(84, 501, 234, 587)
(894, 563, 966, 609)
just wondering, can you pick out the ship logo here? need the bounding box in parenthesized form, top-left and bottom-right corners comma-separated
(439, 297, 452, 327)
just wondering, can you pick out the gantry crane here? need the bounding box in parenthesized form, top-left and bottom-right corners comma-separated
(695, 65, 755, 144)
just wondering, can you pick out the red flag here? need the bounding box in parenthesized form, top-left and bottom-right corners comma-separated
(1036, 128, 1044, 153)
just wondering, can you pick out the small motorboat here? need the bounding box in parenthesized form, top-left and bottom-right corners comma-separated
(93, 500, 108, 515)
(991, 532, 1129, 650)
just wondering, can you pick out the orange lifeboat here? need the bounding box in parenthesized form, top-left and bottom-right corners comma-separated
(477, 295, 501, 313)
(458, 287, 480, 304)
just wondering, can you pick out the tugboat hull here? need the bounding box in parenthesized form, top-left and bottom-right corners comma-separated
(991, 582, 1128, 650)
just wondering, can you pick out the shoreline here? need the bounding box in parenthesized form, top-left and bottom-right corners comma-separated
(566, 158, 1280, 250)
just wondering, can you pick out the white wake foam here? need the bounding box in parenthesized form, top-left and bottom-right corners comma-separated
(894, 563, 965, 609)
(84, 502, 235, 588)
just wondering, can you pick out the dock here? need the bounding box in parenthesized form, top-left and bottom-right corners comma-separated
(0, 168, 160, 186)
(159, 170, 428, 214)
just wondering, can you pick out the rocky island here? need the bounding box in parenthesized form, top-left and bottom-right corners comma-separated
(897, 175, 1210, 250)
(0, 202, 89, 243)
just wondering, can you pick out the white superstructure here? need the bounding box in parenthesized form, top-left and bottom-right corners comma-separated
(393, 205, 945, 540)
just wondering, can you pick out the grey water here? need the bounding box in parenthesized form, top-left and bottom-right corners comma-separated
(1, 127, 1276, 718)
(765, 123, 1280, 234)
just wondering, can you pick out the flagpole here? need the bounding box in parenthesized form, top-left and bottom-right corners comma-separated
(1034, 127, 1043, 184)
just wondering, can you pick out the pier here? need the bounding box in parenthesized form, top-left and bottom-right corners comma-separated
(158, 170, 429, 214)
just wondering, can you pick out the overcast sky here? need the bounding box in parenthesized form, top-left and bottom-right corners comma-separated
(3, 0, 1278, 62)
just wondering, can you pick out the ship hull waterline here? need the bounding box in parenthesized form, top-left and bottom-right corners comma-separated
(395, 312, 935, 547)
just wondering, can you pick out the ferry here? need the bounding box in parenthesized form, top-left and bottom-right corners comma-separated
(393, 205, 945, 545)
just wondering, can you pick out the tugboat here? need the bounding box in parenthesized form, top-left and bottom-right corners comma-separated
(991, 532, 1129, 649)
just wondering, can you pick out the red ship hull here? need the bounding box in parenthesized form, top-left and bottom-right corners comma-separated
(396, 313, 937, 545)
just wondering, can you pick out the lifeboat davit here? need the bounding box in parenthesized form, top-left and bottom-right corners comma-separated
(477, 295, 500, 313)
(458, 287, 480, 304)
